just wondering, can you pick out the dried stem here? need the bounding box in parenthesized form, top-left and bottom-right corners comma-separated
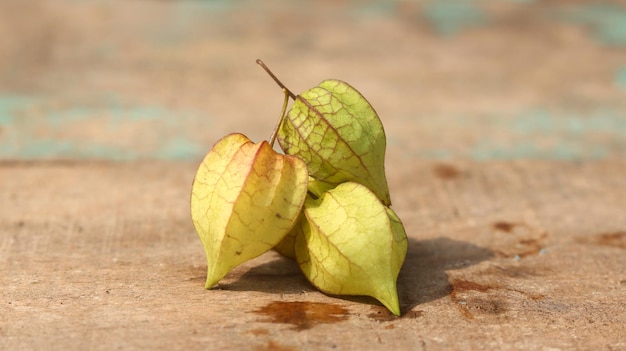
(268, 88, 290, 147)
(256, 59, 296, 100)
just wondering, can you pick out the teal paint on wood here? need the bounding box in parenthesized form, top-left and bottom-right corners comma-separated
(615, 66, 626, 90)
(510, 109, 626, 135)
(471, 141, 610, 161)
(0, 95, 34, 125)
(158, 137, 208, 160)
(423, 0, 488, 36)
(10, 139, 140, 161)
(352, 1, 397, 17)
(470, 108, 626, 160)
(0, 93, 212, 161)
(561, 4, 626, 46)
(3, 92, 625, 161)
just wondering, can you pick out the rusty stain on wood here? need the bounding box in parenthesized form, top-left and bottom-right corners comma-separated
(492, 221, 517, 233)
(578, 231, 626, 249)
(490, 222, 549, 258)
(432, 163, 462, 180)
(253, 301, 349, 331)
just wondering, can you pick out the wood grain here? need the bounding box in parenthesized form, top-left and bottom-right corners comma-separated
(1, 160, 624, 350)
(1, 0, 626, 349)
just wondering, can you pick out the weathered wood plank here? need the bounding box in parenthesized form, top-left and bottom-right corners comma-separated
(1, 160, 624, 350)
(1, 1, 626, 161)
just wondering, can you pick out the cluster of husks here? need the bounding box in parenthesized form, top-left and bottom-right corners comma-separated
(190, 65, 407, 315)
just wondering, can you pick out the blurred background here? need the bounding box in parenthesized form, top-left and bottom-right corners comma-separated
(1, 0, 625, 162)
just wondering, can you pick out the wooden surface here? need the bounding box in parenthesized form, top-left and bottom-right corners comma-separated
(1, 160, 625, 350)
(1, 1, 626, 350)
